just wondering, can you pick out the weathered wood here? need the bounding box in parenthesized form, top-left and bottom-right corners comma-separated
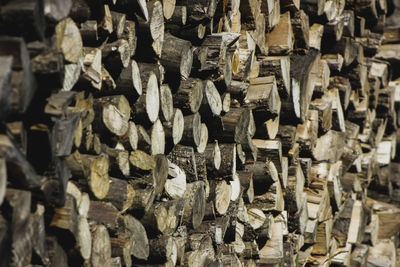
(267, 12, 294, 55)
(0, 37, 36, 115)
(173, 78, 204, 114)
(160, 33, 193, 80)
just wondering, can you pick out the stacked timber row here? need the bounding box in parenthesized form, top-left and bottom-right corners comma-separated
(1, 0, 400, 266)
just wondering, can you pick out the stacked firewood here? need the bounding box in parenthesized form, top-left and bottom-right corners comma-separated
(1, 0, 400, 266)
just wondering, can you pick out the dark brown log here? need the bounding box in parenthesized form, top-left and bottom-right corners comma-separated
(129, 178, 156, 214)
(110, 236, 132, 267)
(227, 80, 249, 102)
(108, 60, 142, 101)
(142, 236, 178, 265)
(88, 201, 120, 232)
(166, 5, 186, 26)
(50, 193, 79, 242)
(245, 161, 278, 195)
(237, 171, 254, 203)
(102, 39, 131, 77)
(212, 143, 236, 177)
(0, 56, 13, 120)
(80, 20, 98, 46)
(132, 73, 160, 125)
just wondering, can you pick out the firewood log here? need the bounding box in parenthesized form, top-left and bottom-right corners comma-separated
(167, 144, 198, 182)
(199, 80, 222, 118)
(160, 33, 193, 80)
(181, 113, 202, 147)
(245, 161, 279, 195)
(244, 76, 281, 117)
(309, 23, 324, 50)
(258, 56, 291, 98)
(46, 235, 68, 267)
(92, 95, 131, 137)
(0, 0, 45, 41)
(267, 12, 294, 55)
(182, 180, 206, 229)
(91, 224, 112, 267)
(0, 37, 36, 115)
(173, 78, 204, 114)
(136, 0, 165, 59)
(0, 134, 45, 190)
(160, 84, 174, 123)
(4, 189, 33, 266)
(118, 215, 150, 260)
(65, 151, 110, 199)
(209, 107, 255, 144)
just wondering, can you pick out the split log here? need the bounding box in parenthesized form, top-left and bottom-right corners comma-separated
(91, 224, 112, 267)
(199, 80, 222, 118)
(244, 76, 281, 117)
(133, 71, 160, 125)
(136, 0, 165, 58)
(182, 181, 206, 229)
(118, 215, 149, 260)
(267, 12, 294, 55)
(258, 56, 291, 98)
(55, 18, 83, 64)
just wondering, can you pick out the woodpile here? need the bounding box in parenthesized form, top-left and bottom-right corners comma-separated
(2, 0, 400, 266)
